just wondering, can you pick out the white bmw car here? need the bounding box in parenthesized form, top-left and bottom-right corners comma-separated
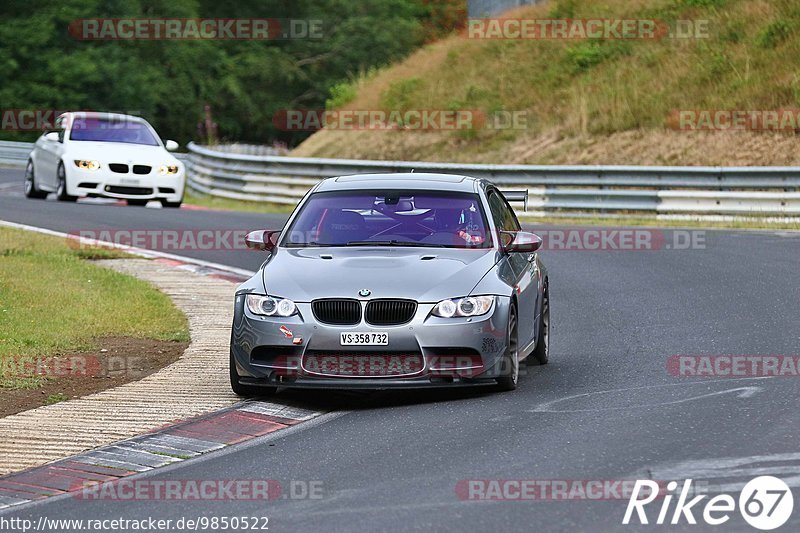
(25, 112, 185, 207)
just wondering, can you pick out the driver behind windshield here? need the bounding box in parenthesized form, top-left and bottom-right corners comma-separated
(283, 191, 489, 248)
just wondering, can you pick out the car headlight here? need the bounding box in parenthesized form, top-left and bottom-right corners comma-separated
(74, 160, 100, 170)
(432, 296, 494, 318)
(245, 294, 297, 317)
(158, 164, 179, 175)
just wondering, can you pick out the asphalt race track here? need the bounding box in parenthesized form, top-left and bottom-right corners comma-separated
(1, 167, 800, 531)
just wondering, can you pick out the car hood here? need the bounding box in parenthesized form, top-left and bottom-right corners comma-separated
(261, 247, 499, 303)
(68, 142, 177, 164)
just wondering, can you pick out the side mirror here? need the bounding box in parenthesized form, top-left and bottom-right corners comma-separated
(165, 140, 179, 151)
(501, 231, 542, 253)
(245, 230, 281, 251)
(45, 132, 60, 142)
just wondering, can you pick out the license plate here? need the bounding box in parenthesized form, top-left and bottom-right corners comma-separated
(340, 332, 389, 346)
(120, 179, 140, 186)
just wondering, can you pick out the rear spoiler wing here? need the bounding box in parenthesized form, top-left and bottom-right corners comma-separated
(500, 189, 528, 212)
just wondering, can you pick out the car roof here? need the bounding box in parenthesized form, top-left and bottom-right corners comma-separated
(57, 111, 147, 124)
(315, 173, 482, 193)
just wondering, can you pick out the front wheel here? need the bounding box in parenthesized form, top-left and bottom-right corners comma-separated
(55, 162, 78, 202)
(528, 282, 549, 365)
(24, 160, 48, 199)
(496, 304, 519, 391)
(230, 350, 278, 398)
(160, 199, 183, 208)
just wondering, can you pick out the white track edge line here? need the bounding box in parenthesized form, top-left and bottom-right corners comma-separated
(0, 219, 256, 279)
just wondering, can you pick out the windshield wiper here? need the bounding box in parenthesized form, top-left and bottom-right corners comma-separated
(284, 242, 344, 248)
(345, 240, 433, 247)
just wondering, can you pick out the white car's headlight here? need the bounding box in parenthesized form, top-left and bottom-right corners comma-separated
(432, 296, 494, 318)
(246, 294, 297, 317)
(74, 160, 100, 170)
(158, 164, 180, 175)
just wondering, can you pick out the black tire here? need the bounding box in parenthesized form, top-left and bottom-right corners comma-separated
(126, 199, 150, 206)
(160, 199, 183, 208)
(528, 282, 550, 365)
(496, 303, 519, 391)
(55, 162, 78, 202)
(24, 160, 48, 199)
(230, 350, 278, 397)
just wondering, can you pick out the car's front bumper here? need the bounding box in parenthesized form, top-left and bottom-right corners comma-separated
(231, 294, 512, 390)
(68, 167, 185, 202)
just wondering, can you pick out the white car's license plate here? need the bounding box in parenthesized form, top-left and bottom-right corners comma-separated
(340, 332, 389, 346)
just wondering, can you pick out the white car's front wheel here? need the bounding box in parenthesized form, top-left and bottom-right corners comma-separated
(55, 162, 78, 202)
(24, 160, 48, 200)
(160, 198, 183, 208)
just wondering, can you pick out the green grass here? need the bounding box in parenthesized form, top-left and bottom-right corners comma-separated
(45, 393, 69, 405)
(0, 227, 189, 388)
(72, 247, 136, 260)
(185, 190, 296, 214)
(151, 451, 193, 460)
(293, 0, 800, 165)
(0, 375, 45, 389)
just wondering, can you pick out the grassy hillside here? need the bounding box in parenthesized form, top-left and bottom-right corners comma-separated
(293, 0, 800, 165)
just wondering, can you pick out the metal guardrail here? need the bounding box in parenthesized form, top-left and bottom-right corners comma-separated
(0, 140, 36, 167)
(2, 140, 799, 216)
(185, 142, 800, 216)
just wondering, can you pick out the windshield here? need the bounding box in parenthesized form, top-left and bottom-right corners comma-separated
(69, 118, 160, 146)
(283, 190, 491, 249)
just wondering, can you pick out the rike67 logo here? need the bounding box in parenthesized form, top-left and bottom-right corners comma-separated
(623, 476, 794, 530)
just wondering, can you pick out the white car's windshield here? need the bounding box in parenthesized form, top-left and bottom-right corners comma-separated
(283, 190, 492, 249)
(69, 118, 160, 146)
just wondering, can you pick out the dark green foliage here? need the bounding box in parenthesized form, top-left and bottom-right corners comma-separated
(0, 0, 458, 145)
(755, 19, 791, 48)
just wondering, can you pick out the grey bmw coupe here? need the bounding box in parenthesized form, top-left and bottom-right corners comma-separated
(230, 173, 549, 395)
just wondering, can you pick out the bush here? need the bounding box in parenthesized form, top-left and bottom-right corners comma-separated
(756, 20, 791, 48)
(565, 41, 631, 73)
(326, 82, 358, 110)
(380, 78, 424, 110)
